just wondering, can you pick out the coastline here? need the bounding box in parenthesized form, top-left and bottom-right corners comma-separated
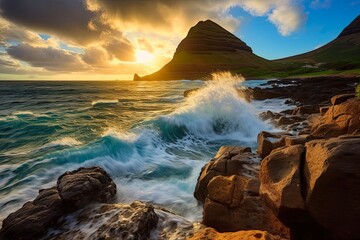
(1, 76, 360, 240)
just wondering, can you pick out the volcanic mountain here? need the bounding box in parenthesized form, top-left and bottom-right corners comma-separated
(134, 20, 277, 80)
(134, 16, 360, 80)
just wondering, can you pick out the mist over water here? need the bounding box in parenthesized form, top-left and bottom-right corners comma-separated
(0, 74, 280, 224)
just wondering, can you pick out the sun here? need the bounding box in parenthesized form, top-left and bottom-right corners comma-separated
(135, 50, 155, 64)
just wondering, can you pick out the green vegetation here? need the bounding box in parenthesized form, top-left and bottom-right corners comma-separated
(356, 84, 360, 99)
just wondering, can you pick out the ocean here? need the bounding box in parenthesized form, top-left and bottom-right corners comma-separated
(0, 75, 291, 225)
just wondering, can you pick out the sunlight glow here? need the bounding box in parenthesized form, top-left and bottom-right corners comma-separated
(135, 50, 155, 64)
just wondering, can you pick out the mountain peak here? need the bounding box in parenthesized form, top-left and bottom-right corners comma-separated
(338, 15, 360, 38)
(174, 19, 252, 54)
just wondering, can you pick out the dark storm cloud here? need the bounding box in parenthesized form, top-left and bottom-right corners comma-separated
(0, 0, 101, 45)
(91, 0, 227, 30)
(7, 44, 87, 71)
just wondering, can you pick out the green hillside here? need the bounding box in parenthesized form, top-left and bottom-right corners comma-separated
(135, 16, 360, 81)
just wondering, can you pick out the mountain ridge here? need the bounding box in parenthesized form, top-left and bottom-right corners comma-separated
(135, 15, 360, 81)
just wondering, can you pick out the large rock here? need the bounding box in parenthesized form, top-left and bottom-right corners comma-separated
(189, 228, 287, 240)
(0, 188, 65, 240)
(194, 146, 289, 238)
(292, 105, 319, 115)
(305, 137, 360, 239)
(311, 97, 360, 138)
(57, 166, 116, 209)
(257, 131, 290, 158)
(203, 190, 289, 237)
(0, 167, 117, 240)
(260, 145, 306, 226)
(194, 146, 257, 203)
(330, 93, 355, 105)
(45, 201, 159, 240)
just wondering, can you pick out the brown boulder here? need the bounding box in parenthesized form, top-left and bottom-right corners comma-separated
(0, 188, 65, 240)
(189, 228, 287, 240)
(203, 193, 289, 237)
(257, 131, 290, 158)
(311, 97, 360, 138)
(277, 116, 296, 126)
(259, 111, 282, 121)
(304, 137, 360, 239)
(319, 106, 330, 115)
(284, 135, 310, 146)
(57, 166, 116, 209)
(292, 105, 319, 115)
(259, 145, 305, 226)
(194, 146, 257, 203)
(44, 201, 159, 240)
(330, 93, 355, 106)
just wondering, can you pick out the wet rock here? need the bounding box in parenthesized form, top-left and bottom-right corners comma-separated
(319, 106, 330, 115)
(330, 93, 355, 105)
(45, 201, 159, 240)
(189, 227, 287, 240)
(260, 145, 306, 226)
(277, 116, 296, 126)
(284, 135, 310, 146)
(257, 131, 290, 158)
(207, 175, 257, 208)
(305, 137, 360, 239)
(292, 105, 319, 115)
(153, 208, 204, 240)
(203, 194, 289, 237)
(259, 111, 282, 121)
(252, 88, 283, 100)
(280, 109, 293, 115)
(194, 146, 257, 203)
(0, 188, 65, 240)
(311, 97, 360, 138)
(57, 166, 116, 209)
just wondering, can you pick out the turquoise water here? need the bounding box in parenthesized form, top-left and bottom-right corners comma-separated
(0, 77, 287, 223)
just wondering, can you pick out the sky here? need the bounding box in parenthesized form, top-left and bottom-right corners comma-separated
(0, 0, 359, 80)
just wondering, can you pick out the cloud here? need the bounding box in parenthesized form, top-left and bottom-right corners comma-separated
(0, 53, 21, 67)
(137, 38, 154, 53)
(87, 0, 242, 35)
(82, 47, 109, 66)
(7, 44, 88, 72)
(89, 0, 306, 36)
(0, 19, 44, 47)
(0, 0, 308, 79)
(268, 4, 307, 36)
(310, 0, 332, 9)
(239, 0, 307, 36)
(0, 0, 102, 45)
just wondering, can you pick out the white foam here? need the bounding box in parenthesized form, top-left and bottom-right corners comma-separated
(162, 71, 271, 142)
(91, 99, 118, 106)
(44, 137, 83, 148)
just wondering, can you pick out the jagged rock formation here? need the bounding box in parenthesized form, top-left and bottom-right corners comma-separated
(135, 20, 275, 80)
(0, 167, 117, 240)
(194, 146, 290, 238)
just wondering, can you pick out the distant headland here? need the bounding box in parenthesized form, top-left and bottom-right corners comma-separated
(134, 16, 360, 80)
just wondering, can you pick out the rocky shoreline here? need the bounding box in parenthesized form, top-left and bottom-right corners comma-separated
(1, 76, 359, 240)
